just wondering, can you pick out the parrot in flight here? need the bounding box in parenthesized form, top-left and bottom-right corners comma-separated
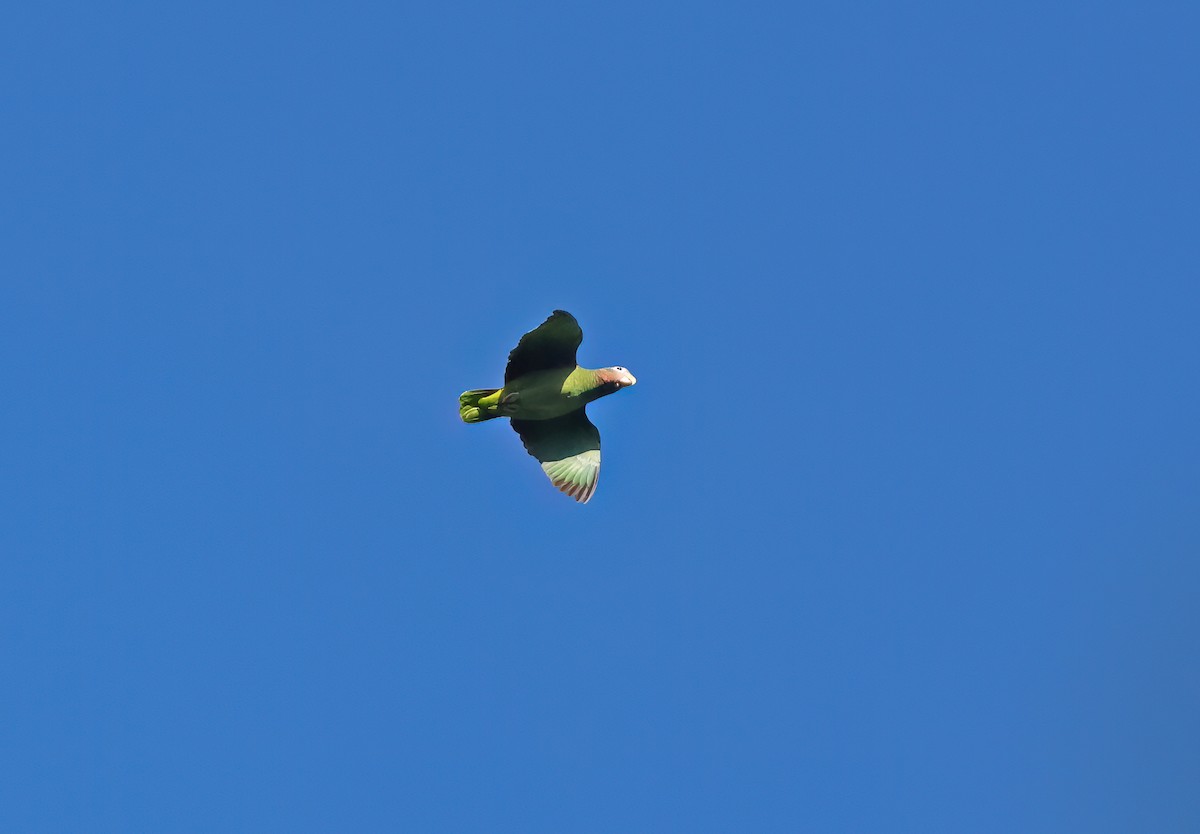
(459, 310, 636, 503)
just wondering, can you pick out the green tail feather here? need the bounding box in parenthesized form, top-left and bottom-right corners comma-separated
(459, 388, 501, 423)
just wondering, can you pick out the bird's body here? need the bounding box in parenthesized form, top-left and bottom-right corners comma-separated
(459, 311, 635, 503)
(466, 366, 621, 421)
(507, 367, 591, 419)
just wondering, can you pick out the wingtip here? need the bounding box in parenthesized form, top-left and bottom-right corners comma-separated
(551, 475, 596, 504)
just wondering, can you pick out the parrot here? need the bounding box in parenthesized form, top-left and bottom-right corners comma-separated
(458, 310, 636, 503)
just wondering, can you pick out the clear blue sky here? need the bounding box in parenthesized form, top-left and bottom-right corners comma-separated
(3, 2, 1198, 831)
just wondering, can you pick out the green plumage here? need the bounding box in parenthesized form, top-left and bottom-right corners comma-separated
(458, 310, 636, 503)
(458, 389, 500, 423)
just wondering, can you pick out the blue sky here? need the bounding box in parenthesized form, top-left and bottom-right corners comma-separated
(3, 1, 1198, 831)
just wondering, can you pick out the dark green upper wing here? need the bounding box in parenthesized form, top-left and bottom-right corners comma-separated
(511, 410, 601, 503)
(504, 310, 583, 383)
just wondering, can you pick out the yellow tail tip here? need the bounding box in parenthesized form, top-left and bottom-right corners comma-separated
(459, 388, 501, 423)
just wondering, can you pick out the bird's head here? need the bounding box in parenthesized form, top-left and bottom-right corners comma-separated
(598, 366, 637, 389)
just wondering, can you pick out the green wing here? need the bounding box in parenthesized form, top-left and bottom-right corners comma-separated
(511, 410, 601, 503)
(505, 310, 583, 383)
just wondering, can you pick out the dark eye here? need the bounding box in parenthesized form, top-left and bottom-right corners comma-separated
(615, 366, 624, 371)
